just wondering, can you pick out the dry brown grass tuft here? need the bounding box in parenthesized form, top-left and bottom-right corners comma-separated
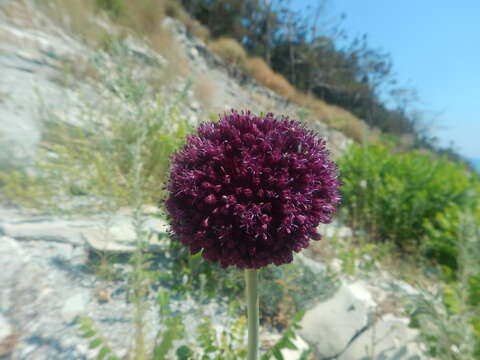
(337, 118, 367, 142)
(292, 93, 328, 119)
(193, 73, 217, 111)
(247, 57, 296, 100)
(149, 29, 190, 80)
(323, 105, 367, 142)
(147, 26, 173, 53)
(121, 0, 166, 34)
(209, 37, 248, 69)
(185, 18, 210, 43)
(245, 57, 367, 142)
(291, 92, 367, 142)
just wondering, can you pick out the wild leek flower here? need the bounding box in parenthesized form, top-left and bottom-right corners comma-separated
(166, 110, 340, 359)
(166, 110, 340, 269)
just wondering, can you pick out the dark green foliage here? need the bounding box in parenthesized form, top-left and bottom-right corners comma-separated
(339, 143, 476, 252)
(180, 0, 250, 40)
(175, 345, 194, 359)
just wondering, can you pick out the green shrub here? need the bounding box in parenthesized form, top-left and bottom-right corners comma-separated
(423, 204, 480, 272)
(339, 143, 477, 252)
(408, 214, 480, 359)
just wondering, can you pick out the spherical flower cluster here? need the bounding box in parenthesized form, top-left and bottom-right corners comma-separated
(166, 111, 341, 269)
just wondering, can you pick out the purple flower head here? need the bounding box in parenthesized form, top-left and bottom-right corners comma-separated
(166, 110, 341, 269)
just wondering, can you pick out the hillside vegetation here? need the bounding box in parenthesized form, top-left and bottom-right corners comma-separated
(0, 0, 479, 359)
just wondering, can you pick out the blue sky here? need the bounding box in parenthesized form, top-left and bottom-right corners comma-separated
(293, 0, 480, 158)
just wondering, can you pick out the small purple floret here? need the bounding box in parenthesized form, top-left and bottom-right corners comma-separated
(166, 111, 341, 269)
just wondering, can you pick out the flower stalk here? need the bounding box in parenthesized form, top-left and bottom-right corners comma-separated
(245, 269, 259, 360)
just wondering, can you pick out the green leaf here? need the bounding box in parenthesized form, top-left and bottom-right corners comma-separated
(153, 316, 184, 360)
(78, 317, 94, 327)
(89, 337, 103, 349)
(282, 339, 297, 350)
(79, 324, 92, 332)
(96, 346, 112, 360)
(81, 330, 96, 338)
(272, 347, 284, 360)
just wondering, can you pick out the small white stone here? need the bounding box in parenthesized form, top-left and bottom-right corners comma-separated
(190, 47, 199, 58)
(330, 258, 343, 273)
(62, 293, 88, 323)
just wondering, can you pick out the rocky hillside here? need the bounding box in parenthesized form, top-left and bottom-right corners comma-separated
(0, 0, 350, 166)
(0, 1, 431, 359)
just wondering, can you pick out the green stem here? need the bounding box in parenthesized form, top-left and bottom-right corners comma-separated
(245, 269, 259, 360)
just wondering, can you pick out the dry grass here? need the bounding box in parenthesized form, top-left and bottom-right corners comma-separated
(112, 1, 194, 80)
(36, 0, 370, 142)
(50, 55, 103, 88)
(121, 0, 166, 34)
(247, 57, 296, 100)
(34, 0, 112, 47)
(209, 37, 248, 69)
(291, 92, 367, 142)
(366, 126, 383, 144)
(193, 73, 217, 111)
(149, 30, 191, 82)
(245, 56, 367, 142)
(245, 56, 368, 141)
(185, 18, 210, 43)
(325, 106, 367, 142)
(292, 93, 329, 119)
(36, 0, 191, 81)
(244, 56, 369, 142)
(1, 0, 36, 23)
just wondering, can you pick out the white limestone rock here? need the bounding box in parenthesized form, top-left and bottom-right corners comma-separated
(299, 281, 376, 359)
